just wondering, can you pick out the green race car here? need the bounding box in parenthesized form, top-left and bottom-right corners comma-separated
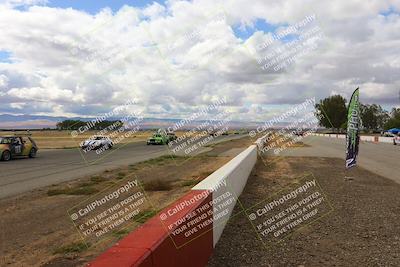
(147, 133, 169, 145)
(0, 135, 38, 161)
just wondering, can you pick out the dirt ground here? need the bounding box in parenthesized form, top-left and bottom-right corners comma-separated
(0, 137, 253, 267)
(208, 156, 400, 267)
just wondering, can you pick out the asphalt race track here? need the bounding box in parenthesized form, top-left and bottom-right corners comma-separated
(278, 135, 400, 184)
(0, 135, 244, 199)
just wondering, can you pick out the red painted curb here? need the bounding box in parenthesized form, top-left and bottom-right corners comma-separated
(88, 190, 213, 267)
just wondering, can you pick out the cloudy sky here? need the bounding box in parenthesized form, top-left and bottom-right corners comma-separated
(0, 0, 399, 126)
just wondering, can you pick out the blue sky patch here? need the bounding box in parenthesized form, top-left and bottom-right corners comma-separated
(233, 19, 284, 41)
(46, 0, 165, 14)
(380, 6, 399, 17)
(0, 51, 13, 63)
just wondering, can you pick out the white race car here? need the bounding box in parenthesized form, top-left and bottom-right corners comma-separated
(80, 136, 113, 151)
(393, 134, 400, 145)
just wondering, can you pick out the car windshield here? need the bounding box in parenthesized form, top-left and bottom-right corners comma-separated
(94, 137, 104, 140)
(0, 137, 12, 144)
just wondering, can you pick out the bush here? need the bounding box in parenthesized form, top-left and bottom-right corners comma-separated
(143, 179, 172, 191)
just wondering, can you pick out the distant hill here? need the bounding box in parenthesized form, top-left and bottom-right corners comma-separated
(0, 114, 259, 130)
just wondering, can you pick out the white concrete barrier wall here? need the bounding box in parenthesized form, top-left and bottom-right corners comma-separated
(360, 136, 374, 142)
(311, 133, 394, 144)
(379, 137, 394, 143)
(193, 145, 257, 246)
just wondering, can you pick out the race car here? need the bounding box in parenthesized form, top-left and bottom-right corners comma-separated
(166, 132, 177, 142)
(293, 130, 305, 136)
(0, 135, 38, 161)
(147, 133, 169, 145)
(393, 134, 400, 145)
(80, 136, 113, 151)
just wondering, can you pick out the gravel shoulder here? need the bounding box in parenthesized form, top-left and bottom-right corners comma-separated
(278, 136, 400, 184)
(0, 137, 252, 267)
(208, 156, 400, 267)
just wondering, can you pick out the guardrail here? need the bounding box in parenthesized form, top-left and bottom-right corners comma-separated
(89, 144, 258, 267)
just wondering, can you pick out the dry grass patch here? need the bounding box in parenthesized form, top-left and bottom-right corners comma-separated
(0, 135, 251, 267)
(90, 175, 107, 183)
(0, 130, 153, 149)
(133, 209, 158, 224)
(47, 186, 99, 196)
(53, 242, 89, 255)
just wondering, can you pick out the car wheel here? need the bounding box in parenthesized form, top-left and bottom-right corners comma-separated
(2, 150, 11, 161)
(29, 148, 37, 158)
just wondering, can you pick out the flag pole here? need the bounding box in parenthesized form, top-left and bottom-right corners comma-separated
(344, 87, 360, 179)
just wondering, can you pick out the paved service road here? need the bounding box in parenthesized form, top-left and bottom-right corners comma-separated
(0, 135, 244, 199)
(277, 136, 399, 184)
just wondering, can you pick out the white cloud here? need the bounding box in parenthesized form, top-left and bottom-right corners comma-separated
(0, 0, 399, 121)
(10, 102, 25, 109)
(142, 2, 165, 19)
(0, 0, 47, 7)
(0, 74, 8, 88)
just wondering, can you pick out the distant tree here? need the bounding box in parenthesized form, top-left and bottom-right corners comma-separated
(315, 95, 347, 132)
(56, 120, 86, 130)
(377, 106, 390, 129)
(340, 121, 347, 131)
(384, 108, 400, 130)
(56, 119, 123, 131)
(360, 104, 389, 132)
